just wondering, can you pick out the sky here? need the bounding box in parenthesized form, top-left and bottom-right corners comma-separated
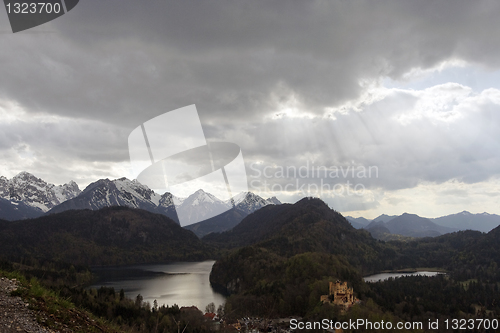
(1, 0, 500, 219)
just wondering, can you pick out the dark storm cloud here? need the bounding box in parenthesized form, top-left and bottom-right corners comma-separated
(220, 85, 500, 192)
(0, 116, 129, 162)
(1, 0, 500, 205)
(2, 0, 500, 127)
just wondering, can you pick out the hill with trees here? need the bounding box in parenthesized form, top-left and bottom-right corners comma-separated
(0, 207, 215, 266)
(205, 197, 385, 270)
(208, 198, 390, 317)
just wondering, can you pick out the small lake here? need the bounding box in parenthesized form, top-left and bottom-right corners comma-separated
(363, 271, 444, 283)
(90, 260, 226, 310)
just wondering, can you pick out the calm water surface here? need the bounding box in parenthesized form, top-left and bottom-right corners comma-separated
(90, 261, 226, 310)
(363, 271, 444, 283)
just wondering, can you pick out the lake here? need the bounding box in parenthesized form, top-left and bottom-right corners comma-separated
(363, 271, 444, 283)
(90, 260, 226, 310)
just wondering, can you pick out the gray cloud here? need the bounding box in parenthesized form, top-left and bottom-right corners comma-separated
(1, 0, 500, 215)
(0, 116, 128, 162)
(2, 1, 500, 127)
(228, 84, 500, 193)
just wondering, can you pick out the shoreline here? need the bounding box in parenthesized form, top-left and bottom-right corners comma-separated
(376, 267, 447, 274)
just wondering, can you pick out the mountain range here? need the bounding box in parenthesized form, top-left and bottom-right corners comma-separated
(431, 211, 500, 232)
(0, 172, 81, 220)
(46, 177, 179, 222)
(2, 172, 499, 238)
(0, 172, 281, 234)
(363, 213, 458, 239)
(346, 210, 500, 239)
(184, 191, 281, 237)
(46, 177, 281, 230)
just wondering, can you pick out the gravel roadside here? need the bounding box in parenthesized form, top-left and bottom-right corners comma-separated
(0, 277, 57, 333)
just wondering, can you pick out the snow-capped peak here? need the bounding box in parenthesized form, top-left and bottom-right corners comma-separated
(14, 171, 33, 178)
(231, 191, 251, 205)
(159, 192, 184, 207)
(185, 189, 223, 206)
(0, 172, 81, 212)
(1, 172, 283, 225)
(223, 191, 282, 215)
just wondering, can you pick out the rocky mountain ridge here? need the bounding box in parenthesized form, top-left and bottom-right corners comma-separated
(0, 172, 281, 228)
(184, 191, 282, 237)
(0, 172, 81, 220)
(0, 172, 81, 212)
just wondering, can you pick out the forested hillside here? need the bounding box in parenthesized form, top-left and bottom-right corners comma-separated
(209, 198, 500, 321)
(0, 207, 215, 266)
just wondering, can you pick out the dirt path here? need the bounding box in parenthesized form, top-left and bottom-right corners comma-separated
(0, 277, 56, 333)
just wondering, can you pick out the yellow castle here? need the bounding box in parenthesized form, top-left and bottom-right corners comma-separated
(320, 280, 356, 310)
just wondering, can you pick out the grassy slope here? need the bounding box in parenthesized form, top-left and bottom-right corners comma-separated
(1, 269, 120, 333)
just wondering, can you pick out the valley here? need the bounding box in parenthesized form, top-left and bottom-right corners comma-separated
(1, 173, 500, 332)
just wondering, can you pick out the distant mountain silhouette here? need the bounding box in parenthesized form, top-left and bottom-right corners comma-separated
(345, 216, 371, 229)
(365, 220, 385, 230)
(365, 213, 457, 239)
(385, 213, 457, 237)
(364, 223, 392, 240)
(372, 214, 398, 223)
(0, 197, 44, 221)
(184, 192, 281, 237)
(184, 207, 247, 238)
(432, 211, 500, 232)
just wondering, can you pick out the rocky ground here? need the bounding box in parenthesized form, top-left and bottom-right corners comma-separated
(0, 277, 55, 333)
